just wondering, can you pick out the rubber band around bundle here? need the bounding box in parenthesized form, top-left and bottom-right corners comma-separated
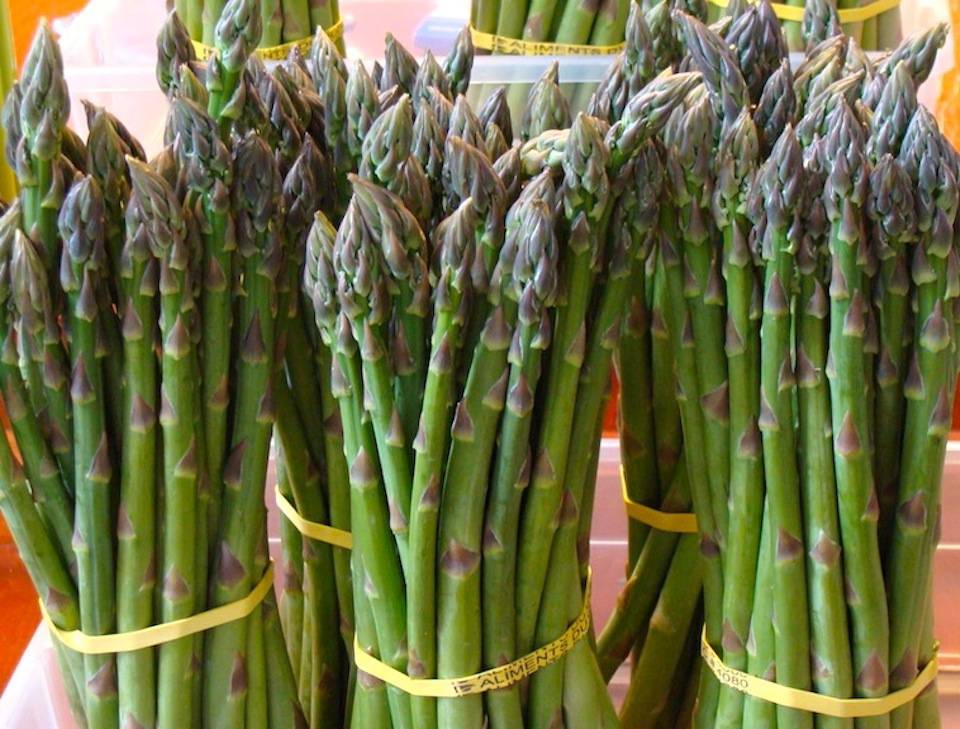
(354, 571, 593, 697)
(191, 19, 344, 62)
(701, 629, 939, 718)
(619, 466, 699, 533)
(41, 563, 274, 655)
(469, 25, 625, 56)
(274, 485, 353, 550)
(706, 0, 900, 23)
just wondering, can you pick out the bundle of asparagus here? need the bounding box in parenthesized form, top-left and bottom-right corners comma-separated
(471, 0, 655, 50)
(592, 2, 955, 727)
(282, 12, 704, 729)
(0, 2, 334, 727)
(176, 0, 343, 50)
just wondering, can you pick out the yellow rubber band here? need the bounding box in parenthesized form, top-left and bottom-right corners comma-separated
(354, 571, 593, 697)
(469, 25, 625, 56)
(41, 563, 275, 655)
(274, 486, 353, 550)
(620, 466, 699, 533)
(191, 19, 344, 62)
(701, 629, 939, 718)
(706, 0, 899, 23)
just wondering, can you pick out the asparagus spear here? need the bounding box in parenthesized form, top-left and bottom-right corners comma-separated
(126, 156, 199, 729)
(345, 62, 380, 170)
(305, 211, 404, 729)
(323, 205, 415, 729)
(665, 91, 730, 544)
(443, 26, 474, 99)
(886, 108, 958, 729)
(59, 177, 118, 729)
(17, 23, 70, 272)
(170, 97, 235, 557)
(449, 95, 486, 153)
(712, 110, 763, 729)
(203, 133, 282, 729)
(112, 159, 164, 729)
(406, 198, 477, 729)
(519, 63, 572, 142)
(206, 0, 262, 135)
(821, 101, 891, 728)
(741, 500, 778, 727)
(867, 153, 916, 546)
(412, 51, 451, 103)
(3, 213, 74, 567)
(515, 114, 609, 656)
(382, 34, 419, 95)
(753, 59, 797, 156)
(528, 156, 657, 729)
(795, 164, 854, 729)
(345, 176, 424, 566)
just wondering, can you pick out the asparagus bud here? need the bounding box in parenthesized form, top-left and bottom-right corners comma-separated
(443, 26, 475, 97)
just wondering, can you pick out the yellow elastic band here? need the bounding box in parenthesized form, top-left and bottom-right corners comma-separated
(274, 486, 353, 550)
(701, 629, 939, 718)
(706, 0, 899, 23)
(469, 25, 625, 56)
(620, 466, 699, 533)
(191, 19, 345, 62)
(354, 571, 592, 697)
(41, 563, 275, 655)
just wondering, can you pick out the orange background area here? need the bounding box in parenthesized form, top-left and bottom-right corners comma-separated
(8, 0, 88, 66)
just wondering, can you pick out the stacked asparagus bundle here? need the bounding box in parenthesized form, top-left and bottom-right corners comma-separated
(0, 2, 337, 727)
(471, 0, 650, 49)
(593, 2, 956, 727)
(281, 11, 706, 729)
(176, 0, 343, 50)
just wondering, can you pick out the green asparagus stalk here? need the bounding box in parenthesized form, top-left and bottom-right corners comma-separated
(528, 163, 655, 729)
(822, 101, 891, 728)
(206, 0, 262, 135)
(515, 114, 609, 658)
(203, 133, 282, 729)
(754, 125, 814, 729)
(741, 500, 778, 727)
(554, 0, 601, 44)
(264, 588, 311, 729)
(886, 107, 958, 729)
(474, 0, 501, 33)
(407, 197, 477, 729)
(316, 205, 414, 729)
(619, 534, 704, 728)
(436, 188, 557, 729)
(283, 0, 313, 42)
(3, 215, 74, 567)
(58, 178, 118, 729)
(867, 153, 917, 545)
(595, 461, 690, 680)
(496, 0, 528, 38)
(170, 97, 235, 556)
(712, 109, 763, 729)
(480, 173, 558, 729)
(275, 378, 344, 728)
(590, 0, 631, 45)
(112, 159, 163, 729)
(276, 449, 305, 686)
(127, 156, 200, 729)
(666, 92, 730, 543)
(795, 186, 855, 729)
(17, 23, 70, 272)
